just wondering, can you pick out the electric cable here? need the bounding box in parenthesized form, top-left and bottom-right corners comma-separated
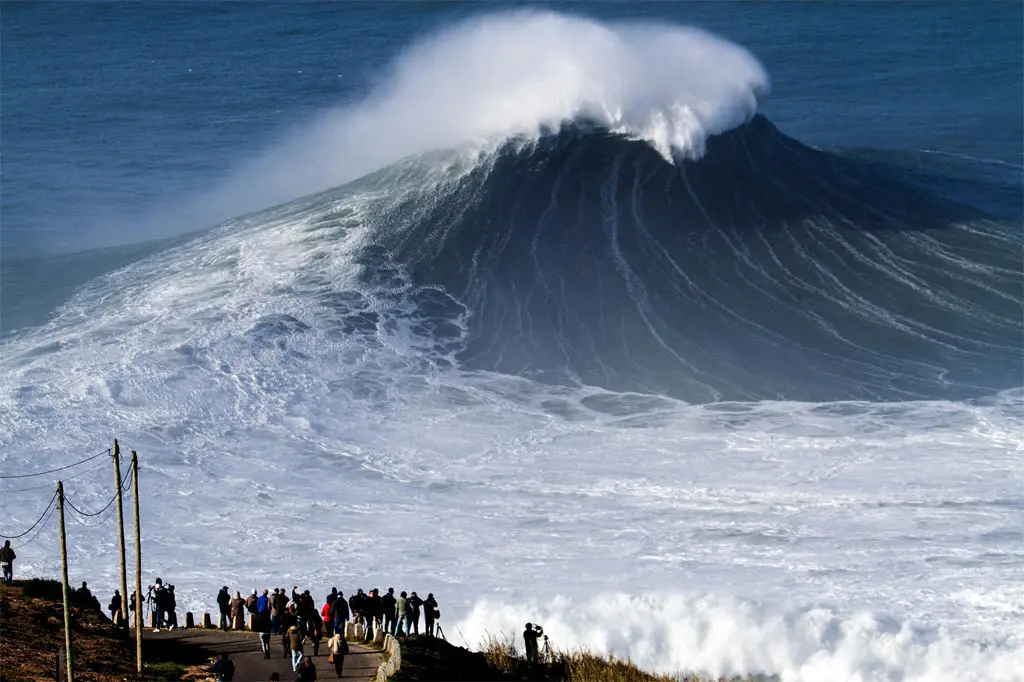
(11, 498, 58, 549)
(0, 490, 59, 539)
(0, 456, 111, 494)
(0, 448, 111, 480)
(64, 490, 118, 518)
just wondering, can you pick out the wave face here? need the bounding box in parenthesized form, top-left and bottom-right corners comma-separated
(331, 118, 1020, 403)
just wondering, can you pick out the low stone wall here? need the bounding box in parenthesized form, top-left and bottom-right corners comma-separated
(375, 633, 402, 682)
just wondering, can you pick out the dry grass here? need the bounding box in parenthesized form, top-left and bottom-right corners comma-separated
(480, 634, 766, 682)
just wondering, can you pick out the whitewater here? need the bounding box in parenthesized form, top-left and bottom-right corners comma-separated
(2, 11, 1022, 682)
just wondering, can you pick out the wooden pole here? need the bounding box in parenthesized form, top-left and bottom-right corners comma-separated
(112, 440, 129, 632)
(57, 481, 74, 682)
(131, 451, 142, 675)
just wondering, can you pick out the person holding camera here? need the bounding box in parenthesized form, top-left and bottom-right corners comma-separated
(523, 623, 543, 665)
(423, 593, 439, 637)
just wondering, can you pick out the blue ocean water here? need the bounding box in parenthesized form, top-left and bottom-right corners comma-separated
(2, 3, 1022, 680)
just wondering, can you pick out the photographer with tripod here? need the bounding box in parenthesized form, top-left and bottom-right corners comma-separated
(523, 623, 544, 666)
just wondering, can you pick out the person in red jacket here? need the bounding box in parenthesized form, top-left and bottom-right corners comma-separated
(321, 601, 333, 637)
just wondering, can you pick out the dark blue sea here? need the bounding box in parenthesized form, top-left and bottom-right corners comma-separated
(2, 3, 1022, 679)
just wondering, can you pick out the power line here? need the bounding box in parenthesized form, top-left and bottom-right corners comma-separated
(0, 448, 111, 480)
(0, 456, 110, 494)
(0, 490, 59, 539)
(64, 489, 118, 519)
(12, 498, 58, 549)
(66, 494, 120, 528)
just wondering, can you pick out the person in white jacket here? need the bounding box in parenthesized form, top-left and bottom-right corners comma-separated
(326, 631, 349, 678)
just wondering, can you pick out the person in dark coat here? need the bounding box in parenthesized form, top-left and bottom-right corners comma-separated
(295, 655, 317, 680)
(382, 588, 397, 635)
(217, 586, 231, 631)
(408, 591, 423, 635)
(255, 599, 272, 659)
(271, 588, 288, 634)
(423, 593, 438, 637)
(362, 589, 380, 643)
(0, 540, 15, 584)
(309, 606, 324, 656)
(210, 652, 235, 682)
(108, 590, 122, 623)
(330, 591, 349, 635)
(348, 589, 364, 626)
(165, 585, 179, 629)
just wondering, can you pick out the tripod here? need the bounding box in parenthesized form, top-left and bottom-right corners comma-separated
(435, 622, 447, 642)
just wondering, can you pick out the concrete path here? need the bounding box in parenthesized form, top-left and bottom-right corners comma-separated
(145, 629, 383, 681)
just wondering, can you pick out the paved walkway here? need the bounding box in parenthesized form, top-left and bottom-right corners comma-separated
(145, 629, 383, 681)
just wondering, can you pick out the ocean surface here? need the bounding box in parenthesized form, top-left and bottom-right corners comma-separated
(2, 2, 1022, 680)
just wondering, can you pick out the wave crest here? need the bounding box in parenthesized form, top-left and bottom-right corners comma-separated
(208, 11, 768, 220)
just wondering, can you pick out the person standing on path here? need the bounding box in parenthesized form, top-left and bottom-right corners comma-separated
(320, 600, 333, 638)
(423, 593, 438, 637)
(271, 588, 288, 634)
(395, 591, 409, 636)
(108, 590, 122, 623)
(0, 541, 14, 583)
(288, 623, 305, 671)
(217, 586, 231, 631)
(326, 630, 349, 678)
(408, 591, 423, 635)
(382, 588, 397, 635)
(231, 591, 246, 631)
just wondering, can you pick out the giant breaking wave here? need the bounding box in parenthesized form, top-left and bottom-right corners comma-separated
(1, 10, 1022, 682)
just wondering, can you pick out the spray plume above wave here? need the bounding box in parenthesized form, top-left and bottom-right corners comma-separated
(208, 10, 769, 218)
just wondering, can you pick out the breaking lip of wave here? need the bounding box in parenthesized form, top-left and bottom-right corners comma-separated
(175, 9, 768, 231)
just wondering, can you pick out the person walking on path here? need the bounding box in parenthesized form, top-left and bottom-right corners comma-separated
(231, 591, 246, 631)
(330, 591, 349, 637)
(166, 585, 179, 629)
(288, 624, 305, 671)
(309, 606, 324, 657)
(217, 586, 231, 631)
(255, 599, 272, 659)
(423, 593, 438, 637)
(326, 630, 349, 678)
(0, 541, 14, 584)
(210, 651, 236, 682)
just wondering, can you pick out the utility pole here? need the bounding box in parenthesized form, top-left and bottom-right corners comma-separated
(57, 481, 74, 682)
(131, 451, 142, 675)
(112, 439, 129, 632)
